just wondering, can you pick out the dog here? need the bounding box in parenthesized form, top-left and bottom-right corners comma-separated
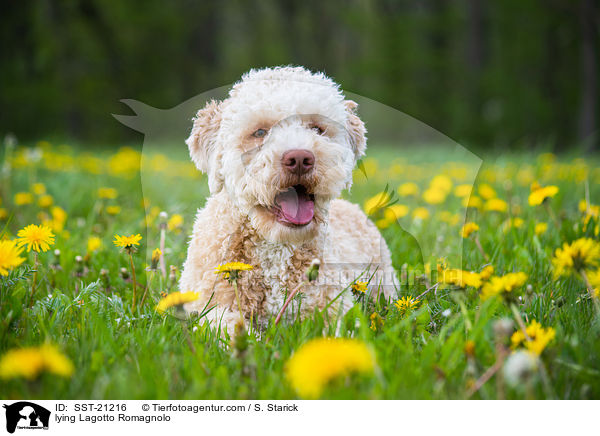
(180, 66, 396, 335)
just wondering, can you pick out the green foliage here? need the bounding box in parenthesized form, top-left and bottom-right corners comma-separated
(0, 1, 597, 150)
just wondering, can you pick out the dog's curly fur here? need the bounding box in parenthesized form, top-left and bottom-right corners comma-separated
(180, 66, 397, 334)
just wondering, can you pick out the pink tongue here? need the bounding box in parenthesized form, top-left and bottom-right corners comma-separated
(275, 187, 314, 225)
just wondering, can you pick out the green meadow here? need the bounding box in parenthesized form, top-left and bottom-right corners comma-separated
(1, 142, 599, 399)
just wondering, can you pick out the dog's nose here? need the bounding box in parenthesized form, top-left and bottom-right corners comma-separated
(281, 149, 315, 175)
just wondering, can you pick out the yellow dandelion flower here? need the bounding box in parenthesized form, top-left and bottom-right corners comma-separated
(552, 238, 600, 278)
(87, 236, 102, 253)
(351, 280, 368, 295)
(579, 200, 599, 217)
(534, 222, 548, 236)
(376, 205, 410, 229)
(156, 291, 199, 314)
(423, 188, 447, 205)
(464, 340, 476, 356)
(37, 195, 54, 208)
(478, 183, 497, 200)
(215, 262, 253, 274)
(369, 312, 384, 332)
(512, 217, 524, 228)
(479, 265, 494, 281)
(398, 182, 419, 197)
(461, 222, 479, 238)
(113, 234, 142, 249)
(214, 262, 250, 283)
(364, 192, 391, 215)
(0, 344, 74, 379)
(440, 269, 482, 289)
(107, 147, 141, 177)
(285, 338, 375, 398)
(454, 184, 472, 198)
(167, 214, 184, 232)
(14, 192, 33, 206)
(503, 217, 524, 232)
(0, 208, 7, 220)
(150, 248, 162, 270)
(412, 207, 430, 220)
(51, 206, 67, 227)
(214, 261, 253, 281)
(32, 183, 46, 195)
(394, 296, 419, 315)
(480, 272, 528, 301)
(429, 175, 453, 193)
(384, 205, 409, 220)
(510, 320, 555, 356)
(528, 182, 559, 206)
(98, 187, 118, 199)
(106, 205, 121, 215)
(587, 269, 600, 298)
(0, 239, 25, 276)
(462, 195, 482, 209)
(375, 218, 391, 229)
(16, 224, 55, 252)
(484, 198, 508, 212)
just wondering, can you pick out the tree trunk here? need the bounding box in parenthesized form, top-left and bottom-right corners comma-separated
(578, 0, 598, 152)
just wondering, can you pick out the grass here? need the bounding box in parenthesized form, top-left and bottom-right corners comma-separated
(1, 141, 600, 399)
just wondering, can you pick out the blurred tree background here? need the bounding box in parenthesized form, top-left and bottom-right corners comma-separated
(1, 0, 598, 151)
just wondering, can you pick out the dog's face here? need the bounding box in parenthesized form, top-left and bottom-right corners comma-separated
(186, 67, 366, 243)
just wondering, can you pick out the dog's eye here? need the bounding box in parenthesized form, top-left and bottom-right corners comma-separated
(252, 128, 268, 138)
(310, 124, 325, 135)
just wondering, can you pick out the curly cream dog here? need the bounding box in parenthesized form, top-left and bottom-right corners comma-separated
(180, 66, 396, 334)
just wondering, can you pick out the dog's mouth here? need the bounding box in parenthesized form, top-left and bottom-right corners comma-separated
(272, 184, 315, 227)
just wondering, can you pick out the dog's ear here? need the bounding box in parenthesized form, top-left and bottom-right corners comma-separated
(344, 100, 367, 160)
(186, 99, 222, 173)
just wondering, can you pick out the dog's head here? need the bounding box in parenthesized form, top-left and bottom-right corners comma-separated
(186, 66, 366, 243)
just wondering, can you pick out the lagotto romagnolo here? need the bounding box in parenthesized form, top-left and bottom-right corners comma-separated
(180, 66, 397, 335)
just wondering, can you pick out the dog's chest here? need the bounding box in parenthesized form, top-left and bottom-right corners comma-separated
(254, 241, 299, 317)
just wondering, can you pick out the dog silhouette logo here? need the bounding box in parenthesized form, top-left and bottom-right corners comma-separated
(2, 402, 50, 434)
(115, 81, 482, 278)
